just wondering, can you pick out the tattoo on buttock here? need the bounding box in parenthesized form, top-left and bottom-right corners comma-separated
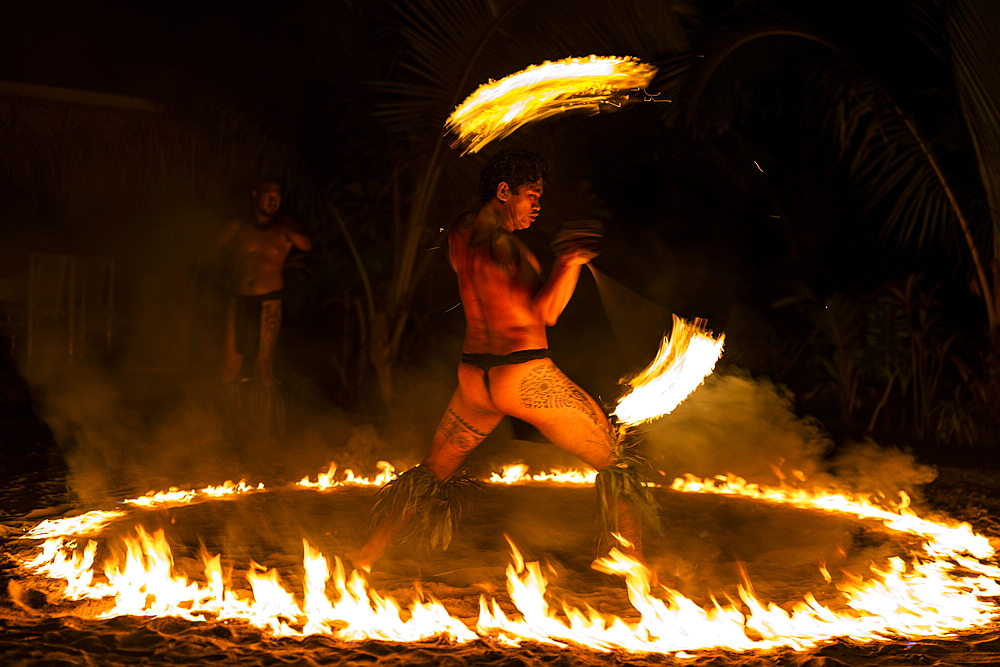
(519, 365, 600, 423)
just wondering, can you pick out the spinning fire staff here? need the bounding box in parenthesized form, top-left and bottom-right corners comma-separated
(352, 149, 659, 570)
(217, 179, 312, 440)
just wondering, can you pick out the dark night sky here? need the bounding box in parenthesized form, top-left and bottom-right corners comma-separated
(0, 0, 975, 314)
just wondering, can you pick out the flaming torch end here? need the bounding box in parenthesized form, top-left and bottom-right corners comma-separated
(613, 315, 725, 429)
(446, 55, 657, 154)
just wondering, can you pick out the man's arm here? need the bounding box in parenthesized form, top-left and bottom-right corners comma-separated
(283, 220, 312, 252)
(531, 243, 596, 326)
(215, 220, 241, 249)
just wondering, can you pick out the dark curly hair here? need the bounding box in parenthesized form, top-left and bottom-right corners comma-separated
(476, 149, 548, 203)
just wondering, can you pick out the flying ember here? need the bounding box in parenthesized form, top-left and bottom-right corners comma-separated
(446, 55, 657, 154)
(613, 315, 725, 427)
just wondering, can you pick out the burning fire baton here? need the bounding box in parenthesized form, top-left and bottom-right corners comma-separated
(612, 312, 725, 428)
(550, 221, 726, 429)
(446, 55, 657, 154)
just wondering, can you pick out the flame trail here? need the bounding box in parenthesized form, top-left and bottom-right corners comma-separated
(613, 315, 725, 427)
(446, 56, 657, 154)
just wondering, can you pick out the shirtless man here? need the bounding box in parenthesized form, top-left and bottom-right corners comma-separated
(353, 149, 653, 569)
(218, 180, 311, 390)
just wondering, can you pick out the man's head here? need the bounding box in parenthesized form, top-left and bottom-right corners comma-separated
(252, 180, 283, 219)
(477, 149, 548, 230)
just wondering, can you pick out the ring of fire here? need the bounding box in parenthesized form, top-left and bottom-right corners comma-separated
(11, 463, 1000, 656)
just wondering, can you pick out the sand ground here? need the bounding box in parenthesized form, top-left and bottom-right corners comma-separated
(2, 463, 1000, 667)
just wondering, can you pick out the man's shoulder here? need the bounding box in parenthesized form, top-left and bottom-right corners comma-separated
(447, 211, 477, 242)
(452, 211, 476, 229)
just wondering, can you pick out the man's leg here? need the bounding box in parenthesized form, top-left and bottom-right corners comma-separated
(247, 299, 285, 446)
(489, 359, 646, 555)
(255, 299, 281, 386)
(352, 363, 503, 569)
(220, 297, 243, 383)
(422, 365, 505, 480)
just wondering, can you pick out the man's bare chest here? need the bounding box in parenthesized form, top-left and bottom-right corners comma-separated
(234, 226, 291, 257)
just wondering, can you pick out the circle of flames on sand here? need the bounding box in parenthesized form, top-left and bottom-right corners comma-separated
(13, 460, 1000, 655)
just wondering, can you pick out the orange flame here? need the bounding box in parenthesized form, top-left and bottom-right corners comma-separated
(296, 461, 397, 490)
(124, 479, 264, 509)
(446, 56, 657, 154)
(613, 315, 725, 427)
(488, 464, 597, 485)
(16, 466, 1000, 654)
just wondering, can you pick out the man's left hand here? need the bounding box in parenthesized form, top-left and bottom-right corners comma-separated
(552, 225, 602, 266)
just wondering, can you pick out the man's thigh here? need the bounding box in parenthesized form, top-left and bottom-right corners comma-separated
(257, 300, 282, 358)
(489, 359, 615, 469)
(422, 364, 504, 478)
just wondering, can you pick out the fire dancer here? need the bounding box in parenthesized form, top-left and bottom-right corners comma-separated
(217, 179, 311, 437)
(354, 149, 657, 569)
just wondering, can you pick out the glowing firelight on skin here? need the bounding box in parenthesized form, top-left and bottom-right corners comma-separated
(16, 468, 1000, 653)
(613, 315, 725, 427)
(446, 56, 657, 154)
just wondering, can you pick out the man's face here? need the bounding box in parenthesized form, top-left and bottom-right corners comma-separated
(498, 179, 542, 231)
(253, 182, 282, 217)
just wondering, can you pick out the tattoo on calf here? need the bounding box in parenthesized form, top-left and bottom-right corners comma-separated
(519, 365, 600, 423)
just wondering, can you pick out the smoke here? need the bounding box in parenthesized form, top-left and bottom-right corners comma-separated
(641, 368, 936, 498)
(642, 369, 832, 485)
(826, 441, 937, 498)
(11, 158, 368, 506)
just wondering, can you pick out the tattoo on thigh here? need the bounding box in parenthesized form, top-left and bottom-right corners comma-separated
(262, 305, 281, 338)
(446, 408, 490, 437)
(519, 365, 600, 423)
(440, 408, 489, 453)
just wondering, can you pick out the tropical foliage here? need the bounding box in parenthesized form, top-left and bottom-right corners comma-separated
(632, 0, 1000, 448)
(657, 0, 1000, 336)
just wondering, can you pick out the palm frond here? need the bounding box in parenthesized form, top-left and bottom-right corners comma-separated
(948, 0, 1000, 238)
(377, 0, 693, 149)
(673, 19, 993, 318)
